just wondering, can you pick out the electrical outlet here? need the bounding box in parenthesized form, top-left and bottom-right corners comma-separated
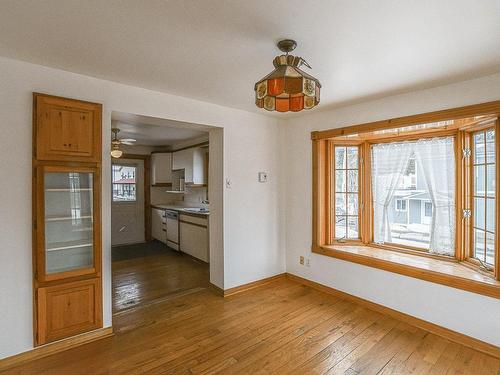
(299, 256, 304, 265)
(305, 258, 310, 267)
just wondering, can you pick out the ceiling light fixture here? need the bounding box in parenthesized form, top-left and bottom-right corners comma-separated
(110, 144, 123, 158)
(255, 39, 321, 112)
(110, 127, 136, 158)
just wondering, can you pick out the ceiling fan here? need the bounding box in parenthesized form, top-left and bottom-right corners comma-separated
(111, 128, 136, 158)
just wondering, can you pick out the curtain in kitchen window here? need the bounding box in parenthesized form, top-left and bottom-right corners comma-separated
(372, 142, 413, 244)
(413, 137, 455, 255)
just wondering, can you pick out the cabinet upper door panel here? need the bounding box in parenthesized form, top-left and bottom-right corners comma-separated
(35, 93, 102, 162)
(151, 153, 172, 185)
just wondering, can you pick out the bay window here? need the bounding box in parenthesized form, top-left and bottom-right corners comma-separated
(312, 101, 500, 297)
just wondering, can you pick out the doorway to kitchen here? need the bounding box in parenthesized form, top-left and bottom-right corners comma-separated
(111, 159, 145, 245)
(110, 113, 218, 314)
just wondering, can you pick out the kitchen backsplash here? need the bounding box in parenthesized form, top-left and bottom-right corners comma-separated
(150, 185, 208, 207)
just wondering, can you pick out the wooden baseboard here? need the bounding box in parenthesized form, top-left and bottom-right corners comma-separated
(0, 327, 114, 371)
(208, 282, 224, 296)
(217, 273, 286, 297)
(286, 273, 500, 359)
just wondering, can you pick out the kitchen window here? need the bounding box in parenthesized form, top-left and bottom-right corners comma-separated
(312, 102, 500, 296)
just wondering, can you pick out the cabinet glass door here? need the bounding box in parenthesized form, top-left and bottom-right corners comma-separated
(44, 171, 94, 274)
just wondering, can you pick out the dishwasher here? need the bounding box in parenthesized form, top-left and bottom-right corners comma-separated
(165, 210, 179, 251)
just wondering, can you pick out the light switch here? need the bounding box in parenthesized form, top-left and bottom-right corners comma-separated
(225, 178, 232, 189)
(258, 172, 268, 183)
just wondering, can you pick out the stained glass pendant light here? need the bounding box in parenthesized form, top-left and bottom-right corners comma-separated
(255, 39, 321, 112)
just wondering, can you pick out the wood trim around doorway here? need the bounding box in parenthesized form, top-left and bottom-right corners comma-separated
(120, 154, 151, 242)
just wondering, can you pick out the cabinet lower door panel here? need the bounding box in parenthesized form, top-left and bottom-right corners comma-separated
(37, 278, 102, 345)
(180, 222, 209, 262)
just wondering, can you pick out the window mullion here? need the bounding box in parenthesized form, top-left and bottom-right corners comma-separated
(361, 141, 371, 244)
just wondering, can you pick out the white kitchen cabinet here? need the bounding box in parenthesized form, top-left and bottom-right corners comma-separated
(151, 208, 166, 243)
(179, 214, 209, 262)
(151, 153, 172, 185)
(172, 148, 190, 171)
(172, 147, 206, 185)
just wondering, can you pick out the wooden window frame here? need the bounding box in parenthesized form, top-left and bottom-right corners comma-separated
(331, 144, 362, 242)
(466, 126, 497, 271)
(329, 129, 460, 257)
(312, 100, 500, 298)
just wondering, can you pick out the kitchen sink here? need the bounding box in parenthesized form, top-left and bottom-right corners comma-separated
(182, 208, 209, 213)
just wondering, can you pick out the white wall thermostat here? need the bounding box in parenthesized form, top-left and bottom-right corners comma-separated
(258, 172, 268, 183)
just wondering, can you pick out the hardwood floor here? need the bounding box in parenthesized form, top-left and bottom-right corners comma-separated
(112, 241, 209, 313)
(3, 278, 499, 374)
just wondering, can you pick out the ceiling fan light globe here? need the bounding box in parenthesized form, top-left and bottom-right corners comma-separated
(110, 149, 123, 158)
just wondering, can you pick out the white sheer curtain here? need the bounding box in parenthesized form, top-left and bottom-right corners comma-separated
(372, 142, 413, 243)
(413, 137, 455, 255)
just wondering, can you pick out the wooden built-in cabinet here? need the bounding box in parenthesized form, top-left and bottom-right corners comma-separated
(34, 93, 101, 163)
(36, 278, 102, 345)
(32, 93, 102, 346)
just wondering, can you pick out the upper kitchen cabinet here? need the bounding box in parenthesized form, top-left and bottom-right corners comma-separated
(34, 93, 102, 163)
(172, 146, 207, 185)
(151, 152, 172, 185)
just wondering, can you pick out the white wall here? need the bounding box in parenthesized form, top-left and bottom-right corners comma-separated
(283, 73, 500, 347)
(0, 56, 285, 359)
(2, 52, 498, 359)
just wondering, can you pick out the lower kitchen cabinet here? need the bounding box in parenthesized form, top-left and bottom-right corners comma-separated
(151, 208, 166, 243)
(36, 278, 102, 345)
(179, 214, 209, 262)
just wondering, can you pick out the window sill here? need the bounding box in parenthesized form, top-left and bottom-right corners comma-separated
(313, 244, 500, 299)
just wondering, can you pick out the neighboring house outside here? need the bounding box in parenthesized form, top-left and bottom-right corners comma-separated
(387, 156, 432, 247)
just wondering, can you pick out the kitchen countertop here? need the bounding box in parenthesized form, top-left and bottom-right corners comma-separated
(151, 204, 210, 218)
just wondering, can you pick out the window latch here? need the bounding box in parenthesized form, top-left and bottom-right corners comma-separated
(462, 209, 472, 219)
(462, 148, 471, 158)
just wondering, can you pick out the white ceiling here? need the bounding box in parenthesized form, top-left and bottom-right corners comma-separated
(111, 112, 208, 146)
(1, 1, 500, 115)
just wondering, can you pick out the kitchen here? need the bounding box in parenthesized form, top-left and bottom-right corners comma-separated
(150, 146, 210, 263)
(110, 112, 212, 312)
